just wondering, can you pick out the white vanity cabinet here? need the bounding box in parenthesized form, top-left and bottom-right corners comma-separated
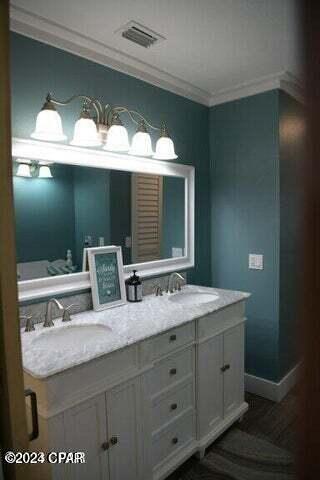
(64, 378, 141, 480)
(197, 302, 247, 455)
(24, 298, 248, 480)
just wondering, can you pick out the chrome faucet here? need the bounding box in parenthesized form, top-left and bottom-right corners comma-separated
(167, 272, 185, 294)
(43, 298, 64, 328)
(154, 285, 163, 296)
(21, 314, 35, 332)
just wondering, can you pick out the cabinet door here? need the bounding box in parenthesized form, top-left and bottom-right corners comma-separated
(64, 394, 109, 480)
(197, 334, 224, 439)
(223, 323, 245, 417)
(106, 379, 141, 480)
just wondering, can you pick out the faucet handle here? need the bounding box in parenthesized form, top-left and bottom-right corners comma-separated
(21, 314, 35, 332)
(153, 285, 163, 297)
(62, 304, 80, 322)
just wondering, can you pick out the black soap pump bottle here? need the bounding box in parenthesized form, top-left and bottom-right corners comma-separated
(126, 270, 143, 302)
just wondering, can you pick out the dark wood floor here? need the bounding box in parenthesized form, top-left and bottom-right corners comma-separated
(167, 389, 298, 479)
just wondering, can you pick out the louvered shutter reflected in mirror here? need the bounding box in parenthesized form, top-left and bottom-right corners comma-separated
(131, 173, 163, 263)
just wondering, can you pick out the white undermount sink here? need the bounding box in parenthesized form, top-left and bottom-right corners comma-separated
(169, 291, 219, 306)
(31, 324, 112, 350)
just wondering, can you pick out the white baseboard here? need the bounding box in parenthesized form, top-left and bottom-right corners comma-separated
(245, 363, 300, 403)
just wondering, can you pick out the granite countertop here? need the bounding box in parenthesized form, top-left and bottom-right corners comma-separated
(21, 284, 250, 379)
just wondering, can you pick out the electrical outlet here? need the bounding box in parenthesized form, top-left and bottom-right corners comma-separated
(249, 254, 264, 270)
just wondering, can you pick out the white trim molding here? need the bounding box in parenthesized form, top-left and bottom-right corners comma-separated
(10, 5, 210, 106)
(13, 138, 195, 303)
(245, 363, 300, 403)
(209, 71, 304, 107)
(10, 6, 304, 108)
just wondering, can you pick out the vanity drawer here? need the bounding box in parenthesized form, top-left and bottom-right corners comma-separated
(198, 301, 246, 339)
(146, 346, 194, 397)
(152, 380, 194, 433)
(140, 322, 195, 364)
(152, 411, 195, 470)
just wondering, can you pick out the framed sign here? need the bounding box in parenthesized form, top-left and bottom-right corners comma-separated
(83, 245, 116, 272)
(88, 246, 126, 311)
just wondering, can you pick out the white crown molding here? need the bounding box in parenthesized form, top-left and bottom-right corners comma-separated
(10, 5, 211, 106)
(279, 71, 305, 104)
(10, 6, 304, 109)
(209, 70, 304, 107)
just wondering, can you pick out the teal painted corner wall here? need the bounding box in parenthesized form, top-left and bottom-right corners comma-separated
(210, 89, 304, 382)
(210, 90, 280, 381)
(10, 32, 211, 286)
(279, 91, 305, 378)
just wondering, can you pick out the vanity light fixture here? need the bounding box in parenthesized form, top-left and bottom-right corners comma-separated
(15, 158, 53, 179)
(153, 124, 177, 160)
(16, 162, 32, 177)
(38, 165, 53, 178)
(129, 121, 153, 156)
(31, 92, 178, 159)
(31, 95, 67, 142)
(70, 103, 101, 147)
(103, 113, 130, 152)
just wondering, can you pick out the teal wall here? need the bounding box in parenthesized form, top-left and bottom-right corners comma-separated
(162, 177, 185, 259)
(109, 171, 131, 265)
(14, 164, 75, 263)
(210, 90, 280, 381)
(74, 167, 111, 268)
(210, 90, 304, 382)
(279, 91, 304, 378)
(10, 32, 211, 286)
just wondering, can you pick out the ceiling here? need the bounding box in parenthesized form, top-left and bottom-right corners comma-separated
(10, 0, 302, 106)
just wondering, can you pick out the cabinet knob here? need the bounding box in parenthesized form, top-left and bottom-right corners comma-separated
(221, 364, 231, 372)
(169, 334, 177, 342)
(101, 441, 109, 451)
(110, 436, 118, 446)
(172, 437, 178, 445)
(169, 368, 177, 376)
(171, 403, 178, 411)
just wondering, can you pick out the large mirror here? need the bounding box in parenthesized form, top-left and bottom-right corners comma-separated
(12, 138, 194, 301)
(14, 164, 185, 281)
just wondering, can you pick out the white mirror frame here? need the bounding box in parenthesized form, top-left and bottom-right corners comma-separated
(12, 138, 195, 302)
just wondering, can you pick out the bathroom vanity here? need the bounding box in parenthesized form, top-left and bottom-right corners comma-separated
(22, 285, 249, 480)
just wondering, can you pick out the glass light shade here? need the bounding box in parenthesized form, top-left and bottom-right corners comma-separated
(129, 131, 153, 156)
(31, 109, 67, 142)
(153, 136, 178, 160)
(70, 117, 101, 147)
(16, 163, 32, 177)
(103, 124, 130, 152)
(38, 165, 53, 178)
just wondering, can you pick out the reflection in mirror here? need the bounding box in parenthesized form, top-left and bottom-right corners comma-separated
(13, 163, 185, 281)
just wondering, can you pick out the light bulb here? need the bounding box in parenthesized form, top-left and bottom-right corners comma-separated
(129, 122, 153, 156)
(31, 96, 66, 142)
(16, 163, 32, 177)
(153, 125, 177, 160)
(103, 114, 130, 152)
(38, 165, 53, 178)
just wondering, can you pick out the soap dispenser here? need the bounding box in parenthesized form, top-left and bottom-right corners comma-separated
(126, 270, 142, 302)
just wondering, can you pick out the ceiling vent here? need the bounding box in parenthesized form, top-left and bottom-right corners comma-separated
(117, 21, 165, 48)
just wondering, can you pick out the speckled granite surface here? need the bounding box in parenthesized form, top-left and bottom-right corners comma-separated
(21, 285, 249, 380)
(19, 273, 186, 328)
